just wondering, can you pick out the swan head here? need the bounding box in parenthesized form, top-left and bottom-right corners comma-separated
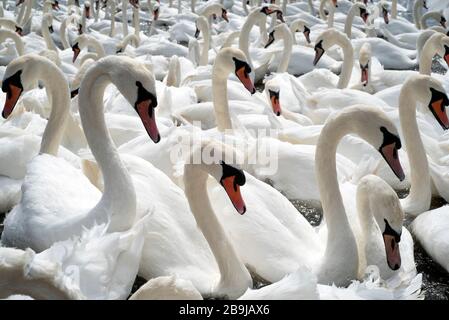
(405, 75, 449, 130)
(337, 106, 405, 181)
(1, 55, 60, 119)
(357, 4, 370, 24)
(264, 78, 281, 116)
(265, 23, 290, 49)
(357, 175, 403, 271)
(214, 47, 256, 94)
(71, 34, 91, 62)
(425, 33, 449, 68)
(313, 29, 348, 66)
(290, 19, 311, 44)
(379, 1, 389, 24)
(359, 43, 372, 86)
(153, 3, 160, 21)
(95, 56, 160, 143)
(52, 0, 60, 10)
(84, 1, 91, 18)
(259, 4, 285, 23)
(189, 140, 247, 214)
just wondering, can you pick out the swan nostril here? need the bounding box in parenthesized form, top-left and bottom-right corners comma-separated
(276, 111, 280, 116)
(393, 264, 400, 270)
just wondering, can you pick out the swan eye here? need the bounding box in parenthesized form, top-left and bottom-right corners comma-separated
(135, 81, 157, 108)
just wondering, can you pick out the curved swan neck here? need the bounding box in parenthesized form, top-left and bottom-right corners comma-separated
(78, 60, 136, 231)
(122, 0, 128, 36)
(419, 35, 439, 75)
(308, 0, 315, 16)
(31, 58, 71, 156)
(399, 83, 432, 214)
(212, 63, 232, 132)
(315, 111, 359, 285)
(198, 18, 211, 66)
(335, 33, 354, 89)
(276, 25, 292, 73)
(42, 15, 57, 52)
(319, 0, 335, 28)
(344, 5, 360, 39)
(16, 0, 26, 26)
(391, 0, 398, 19)
(414, 0, 424, 29)
(184, 164, 251, 297)
(132, 6, 140, 37)
(238, 10, 264, 68)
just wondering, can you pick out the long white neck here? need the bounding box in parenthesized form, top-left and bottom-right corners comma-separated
(399, 83, 432, 215)
(414, 0, 423, 29)
(60, 16, 74, 49)
(212, 64, 233, 132)
(109, 2, 116, 37)
(94, 0, 99, 22)
(184, 165, 252, 298)
(199, 21, 210, 66)
(42, 16, 57, 52)
(391, 0, 398, 19)
(344, 5, 359, 39)
(276, 26, 292, 73)
(19, 0, 33, 26)
(132, 6, 140, 37)
(242, 0, 249, 15)
(191, 0, 196, 13)
(420, 12, 440, 30)
(31, 58, 71, 156)
(419, 37, 438, 75)
(122, 0, 128, 36)
(238, 11, 262, 69)
(78, 60, 136, 232)
(315, 111, 359, 286)
(335, 33, 354, 89)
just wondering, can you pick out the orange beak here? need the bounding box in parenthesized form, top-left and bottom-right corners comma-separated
(429, 98, 449, 130)
(383, 234, 401, 271)
(135, 99, 160, 143)
(221, 176, 246, 214)
(236, 66, 256, 95)
(380, 143, 405, 181)
(2, 84, 23, 119)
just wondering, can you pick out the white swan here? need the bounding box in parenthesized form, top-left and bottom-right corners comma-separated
(1, 56, 161, 251)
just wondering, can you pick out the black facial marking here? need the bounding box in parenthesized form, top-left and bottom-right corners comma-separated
(49, 25, 54, 33)
(135, 81, 157, 109)
(445, 45, 449, 57)
(383, 219, 401, 243)
(72, 42, 80, 51)
(71, 88, 79, 98)
(2, 70, 23, 93)
(15, 26, 23, 35)
(379, 126, 402, 152)
(304, 25, 310, 34)
(265, 30, 275, 48)
(116, 47, 123, 54)
(269, 89, 279, 100)
(233, 57, 252, 75)
(220, 161, 246, 189)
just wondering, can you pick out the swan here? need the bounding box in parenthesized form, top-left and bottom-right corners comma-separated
(194, 15, 210, 66)
(71, 33, 106, 63)
(414, 0, 428, 29)
(0, 55, 82, 213)
(289, 18, 311, 45)
(266, 22, 341, 76)
(238, 5, 284, 82)
(343, 2, 369, 39)
(0, 17, 22, 35)
(420, 10, 446, 30)
(1, 56, 161, 251)
(319, 0, 337, 29)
